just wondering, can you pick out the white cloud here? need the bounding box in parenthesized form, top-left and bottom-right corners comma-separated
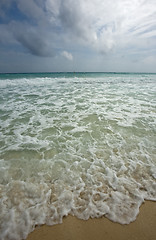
(48, 0, 156, 54)
(61, 51, 73, 61)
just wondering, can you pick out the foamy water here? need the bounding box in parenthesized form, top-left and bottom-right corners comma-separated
(0, 73, 156, 240)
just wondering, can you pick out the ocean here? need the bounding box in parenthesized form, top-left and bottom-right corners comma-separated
(0, 72, 156, 240)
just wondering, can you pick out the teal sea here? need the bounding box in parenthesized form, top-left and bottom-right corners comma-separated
(0, 72, 156, 240)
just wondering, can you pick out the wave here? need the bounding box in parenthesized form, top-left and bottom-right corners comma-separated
(0, 73, 156, 240)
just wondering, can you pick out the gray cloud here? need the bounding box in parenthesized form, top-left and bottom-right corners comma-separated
(0, 0, 156, 72)
(2, 0, 156, 56)
(59, 1, 88, 39)
(8, 20, 55, 57)
(16, 30, 53, 57)
(16, 0, 45, 22)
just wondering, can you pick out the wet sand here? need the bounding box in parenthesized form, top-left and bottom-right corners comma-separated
(26, 201, 156, 240)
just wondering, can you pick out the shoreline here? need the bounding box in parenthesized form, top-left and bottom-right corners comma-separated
(26, 200, 156, 240)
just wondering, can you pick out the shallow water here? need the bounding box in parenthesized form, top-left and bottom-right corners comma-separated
(0, 73, 156, 240)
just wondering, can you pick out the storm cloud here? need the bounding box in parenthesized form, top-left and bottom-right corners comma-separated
(0, 0, 156, 72)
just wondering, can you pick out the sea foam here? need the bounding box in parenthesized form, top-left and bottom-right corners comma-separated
(0, 73, 156, 240)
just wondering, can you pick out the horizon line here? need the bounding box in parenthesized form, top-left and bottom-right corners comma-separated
(0, 71, 156, 75)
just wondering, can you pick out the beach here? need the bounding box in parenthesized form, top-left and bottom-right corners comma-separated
(27, 201, 156, 240)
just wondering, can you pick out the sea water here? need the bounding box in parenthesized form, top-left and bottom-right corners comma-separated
(0, 72, 156, 240)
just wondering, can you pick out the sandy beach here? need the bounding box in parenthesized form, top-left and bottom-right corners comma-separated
(26, 201, 156, 240)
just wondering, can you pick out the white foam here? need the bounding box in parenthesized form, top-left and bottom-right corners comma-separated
(0, 74, 156, 240)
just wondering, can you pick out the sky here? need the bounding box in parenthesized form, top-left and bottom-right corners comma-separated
(0, 0, 156, 73)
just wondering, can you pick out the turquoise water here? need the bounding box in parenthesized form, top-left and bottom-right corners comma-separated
(0, 72, 156, 240)
(1, 71, 155, 79)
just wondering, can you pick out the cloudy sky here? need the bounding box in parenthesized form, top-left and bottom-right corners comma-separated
(0, 0, 156, 73)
